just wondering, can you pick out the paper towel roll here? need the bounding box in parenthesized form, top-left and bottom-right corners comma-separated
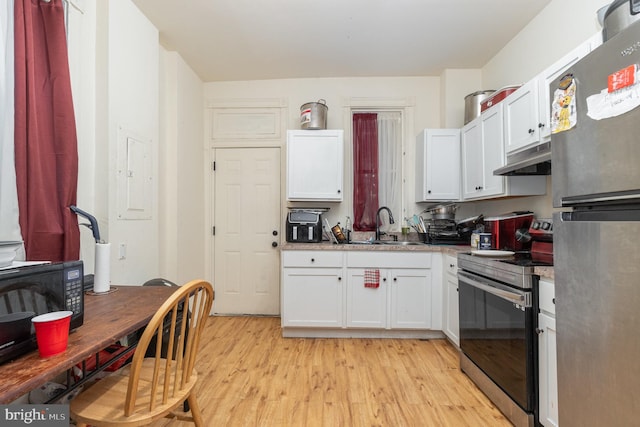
(94, 243, 111, 293)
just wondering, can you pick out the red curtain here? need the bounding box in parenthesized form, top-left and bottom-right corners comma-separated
(14, 0, 80, 262)
(353, 113, 378, 231)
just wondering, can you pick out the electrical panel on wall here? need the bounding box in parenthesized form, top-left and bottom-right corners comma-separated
(117, 126, 152, 220)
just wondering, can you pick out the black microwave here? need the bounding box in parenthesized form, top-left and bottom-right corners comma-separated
(0, 261, 84, 364)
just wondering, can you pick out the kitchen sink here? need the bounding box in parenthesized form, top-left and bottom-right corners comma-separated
(374, 241, 425, 246)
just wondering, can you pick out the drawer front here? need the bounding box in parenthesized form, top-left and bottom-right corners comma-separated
(347, 251, 431, 269)
(539, 278, 555, 315)
(444, 254, 458, 276)
(282, 250, 343, 268)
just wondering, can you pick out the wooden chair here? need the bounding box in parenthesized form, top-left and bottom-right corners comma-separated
(70, 279, 214, 427)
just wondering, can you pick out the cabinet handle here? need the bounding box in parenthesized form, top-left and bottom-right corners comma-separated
(272, 241, 278, 247)
(538, 123, 545, 128)
(338, 277, 342, 281)
(337, 189, 341, 194)
(427, 190, 432, 194)
(552, 298, 555, 304)
(310, 258, 315, 263)
(393, 277, 397, 282)
(383, 277, 387, 282)
(272, 230, 278, 236)
(536, 328, 544, 334)
(528, 128, 535, 134)
(449, 264, 455, 268)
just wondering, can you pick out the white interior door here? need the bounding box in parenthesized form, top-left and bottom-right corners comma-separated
(213, 147, 281, 315)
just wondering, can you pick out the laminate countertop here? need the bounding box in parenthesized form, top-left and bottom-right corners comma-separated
(282, 241, 555, 280)
(281, 241, 470, 257)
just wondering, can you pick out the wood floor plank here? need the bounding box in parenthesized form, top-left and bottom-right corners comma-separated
(149, 316, 512, 426)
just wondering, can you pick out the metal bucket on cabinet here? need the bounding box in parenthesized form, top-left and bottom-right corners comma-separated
(464, 90, 494, 124)
(300, 99, 328, 129)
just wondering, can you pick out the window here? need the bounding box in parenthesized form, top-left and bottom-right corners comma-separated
(352, 111, 402, 231)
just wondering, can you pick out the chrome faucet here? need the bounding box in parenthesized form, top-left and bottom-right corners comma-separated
(375, 206, 395, 241)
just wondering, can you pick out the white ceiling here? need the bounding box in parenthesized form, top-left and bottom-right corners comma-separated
(132, 0, 552, 82)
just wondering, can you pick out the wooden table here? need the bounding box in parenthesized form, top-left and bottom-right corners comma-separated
(0, 285, 177, 404)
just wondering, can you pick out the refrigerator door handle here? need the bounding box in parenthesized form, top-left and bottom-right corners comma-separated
(561, 189, 640, 208)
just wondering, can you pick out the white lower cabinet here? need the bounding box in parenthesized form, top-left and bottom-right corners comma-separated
(538, 278, 558, 427)
(443, 254, 459, 346)
(346, 252, 433, 330)
(346, 267, 431, 329)
(282, 250, 439, 335)
(282, 251, 344, 327)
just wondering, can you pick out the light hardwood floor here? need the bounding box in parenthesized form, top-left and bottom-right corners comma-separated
(153, 316, 511, 427)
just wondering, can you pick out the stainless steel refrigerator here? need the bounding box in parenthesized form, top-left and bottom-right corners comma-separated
(551, 20, 640, 427)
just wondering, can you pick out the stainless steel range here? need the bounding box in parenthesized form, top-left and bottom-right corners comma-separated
(457, 249, 550, 427)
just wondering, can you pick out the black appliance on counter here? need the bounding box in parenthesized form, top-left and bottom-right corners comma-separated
(0, 261, 84, 364)
(423, 218, 475, 245)
(286, 209, 325, 243)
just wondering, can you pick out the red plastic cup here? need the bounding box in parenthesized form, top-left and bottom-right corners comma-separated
(31, 311, 73, 358)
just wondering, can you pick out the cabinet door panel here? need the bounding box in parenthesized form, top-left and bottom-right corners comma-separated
(538, 42, 591, 140)
(461, 119, 483, 199)
(282, 268, 343, 327)
(504, 80, 539, 154)
(346, 269, 387, 328)
(286, 130, 343, 201)
(444, 275, 459, 346)
(538, 312, 558, 427)
(479, 105, 506, 197)
(390, 269, 431, 329)
(416, 129, 461, 201)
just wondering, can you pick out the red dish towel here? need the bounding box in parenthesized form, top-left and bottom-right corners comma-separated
(364, 269, 380, 288)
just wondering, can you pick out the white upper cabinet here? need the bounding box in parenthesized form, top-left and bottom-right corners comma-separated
(503, 80, 540, 155)
(462, 105, 506, 200)
(415, 129, 461, 202)
(537, 41, 591, 141)
(461, 118, 483, 199)
(462, 104, 546, 201)
(286, 130, 344, 201)
(504, 34, 598, 155)
(478, 104, 507, 198)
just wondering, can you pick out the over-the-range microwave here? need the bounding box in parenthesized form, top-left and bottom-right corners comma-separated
(0, 261, 84, 364)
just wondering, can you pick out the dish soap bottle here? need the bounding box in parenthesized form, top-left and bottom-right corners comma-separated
(345, 216, 352, 243)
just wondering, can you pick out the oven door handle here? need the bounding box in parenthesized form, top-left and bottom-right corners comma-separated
(457, 271, 531, 307)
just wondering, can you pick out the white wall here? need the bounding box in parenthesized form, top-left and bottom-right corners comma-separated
(440, 69, 483, 129)
(67, 0, 97, 270)
(159, 50, 205, 284)
(96, 0, 160, 285)
(483, 0, 610, 89)
(204, 76, 441, 227)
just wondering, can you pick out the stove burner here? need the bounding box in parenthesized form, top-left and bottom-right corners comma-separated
(498, 251, 553, 267)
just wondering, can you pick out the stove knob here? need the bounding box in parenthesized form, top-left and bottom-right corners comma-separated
(531, 221, 540, 230)
(541, 222, 551, 230)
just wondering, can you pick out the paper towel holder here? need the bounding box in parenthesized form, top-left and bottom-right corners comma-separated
(70, 206, 112, 294)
